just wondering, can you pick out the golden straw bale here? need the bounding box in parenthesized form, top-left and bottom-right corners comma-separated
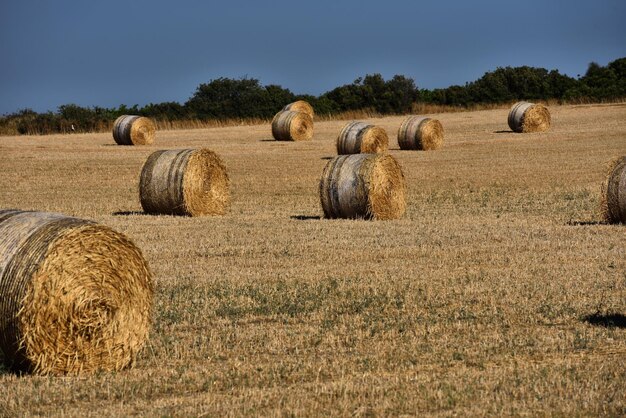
(319, 154, 406, 220)
(0, 210, 153, 375)
(283, 100, 314, 119)
(112, 115, 156, 145)
(397, 116, 444, 150)
(337, 121, 389, 155)
(271, 110, 314, 141)
(507, 101, 551, 133)
(140, 148, 230, 216)
(601, 156, 626, 224)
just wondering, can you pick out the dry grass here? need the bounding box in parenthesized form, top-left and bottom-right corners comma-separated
(0, 103, 625, 416)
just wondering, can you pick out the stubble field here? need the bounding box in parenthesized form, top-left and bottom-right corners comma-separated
(0, 104, 625, 416)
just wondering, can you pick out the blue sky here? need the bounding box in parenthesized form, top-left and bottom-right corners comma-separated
(1, 0, 625, 114)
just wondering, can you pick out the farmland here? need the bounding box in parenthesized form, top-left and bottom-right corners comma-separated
(0, 103, 625, 416)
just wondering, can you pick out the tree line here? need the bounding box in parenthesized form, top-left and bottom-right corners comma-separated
(2, 57, 624, 135)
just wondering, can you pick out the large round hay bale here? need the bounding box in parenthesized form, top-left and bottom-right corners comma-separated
(601, 156, 626, 224)
(336, 121, 389, 155)
(507, 101, 551, 133)
(0, 210, 153, 375)
(319, 153, 406, 220)
(112, 115, 156, 145)
(397, 116, 444, 150)
(271, 110, 314, 141)
(140, 148, 230, 216)
(283, 100, 314, 119)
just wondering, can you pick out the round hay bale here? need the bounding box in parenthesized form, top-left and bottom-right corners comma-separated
(140, 148, 230, 216)
(507, 101, 551, 133)
(112, 115, 156, 145)
(0, 210, 153, 375)
(271, 110, 314, 141)
(283, 100, 314, 119)
(397, 116, 444, 150)
(601, 156, 626, 224)
(319, 153, 406, 220)
(336, 121, 389, 155)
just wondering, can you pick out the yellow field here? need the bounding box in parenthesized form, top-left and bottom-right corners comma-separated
(0, 104, 625, 416)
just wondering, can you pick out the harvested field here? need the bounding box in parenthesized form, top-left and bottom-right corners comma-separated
(0, 103, 625, 416)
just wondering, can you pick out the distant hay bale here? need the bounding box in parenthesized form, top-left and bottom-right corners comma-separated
(507, 101, 551, 133)
(397, 116, 444, 150)
(336, 121, 389, 155)
(0, 210, 153, 375)
(283, 100, 314, 119)
(601, 156, 626, 224)
(140, 148, 230, 216)
(319, 154, 406, 220)
(112, 115, 156, 145)
(271, 110, 313, 141)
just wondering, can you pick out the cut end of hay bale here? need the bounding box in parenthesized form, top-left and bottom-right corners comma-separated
(600, 156, 626, 224)
(113, 115, 156, 145)
(508, 102, 551, 133)
(183, 149, 231, 216)
(0, 210, 153, 375)
(319, 154, 406, 220)
(337, 122, 389, 155)
(271, 111, 314, 141)
(140, 148, 230, 217)
(283, 100, 314, 119)
(367, 154, 407, 220)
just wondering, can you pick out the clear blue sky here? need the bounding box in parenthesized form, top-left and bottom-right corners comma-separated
(1, 0, 625, 114)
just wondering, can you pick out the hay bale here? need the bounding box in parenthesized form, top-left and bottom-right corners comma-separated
(283, 100, 314, 119)
(271, 110, 314, 141)
(397, 116, 444, 150)
(507, 101, 551, 133)
(601, 156, 626, 224)
(0, 210, 153, 375)
(140, 148, 230, 216)
(112, 115, 156, 145)
(336, 121, 389, 155)
(319, 154, 406, 220)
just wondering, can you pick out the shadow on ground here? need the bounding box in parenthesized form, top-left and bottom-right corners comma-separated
(493, 130, 513, 134)
(113, 211, 150, 216)
(582, 313, 626, 328)
(291, 215, 321, 221)
(566, 220, 605, 226)
(259, 139, 275, 142)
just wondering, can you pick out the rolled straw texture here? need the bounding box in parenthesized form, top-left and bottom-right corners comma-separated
(337, 121, 389, 155)
(283, 100, 314, 119)
(271, 111, 314, 141)
(397, 116, 444, 150)
(601, 156, 626, 224)
(507, 102, 551, 133)
(319, 154, 406, 220)
(140, 148, 230, 216)
(0, 210, 153, 375)
(112, 115, 156, 145)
